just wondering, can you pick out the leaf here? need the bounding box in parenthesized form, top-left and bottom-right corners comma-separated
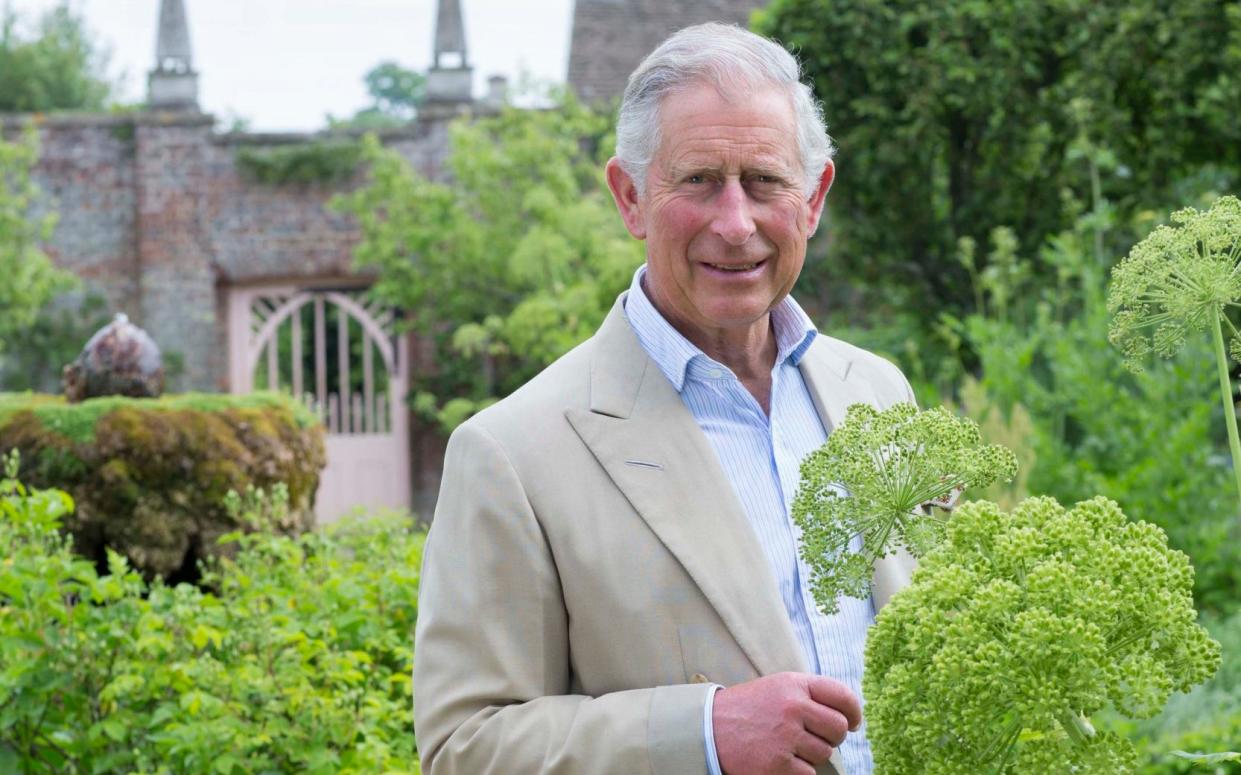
(101, 716, 127, 742)
(1172, 750, 1241, 764)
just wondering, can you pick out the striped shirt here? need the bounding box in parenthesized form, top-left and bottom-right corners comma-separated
(623, 265, 875, 775)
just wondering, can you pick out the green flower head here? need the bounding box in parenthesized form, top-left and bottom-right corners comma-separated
(793, 402, 1017, 615)
(1108, 195, 1241, 372)
(864, 496, 1221, 774)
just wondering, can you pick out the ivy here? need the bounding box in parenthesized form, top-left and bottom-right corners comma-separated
(235, 139, 364, 186)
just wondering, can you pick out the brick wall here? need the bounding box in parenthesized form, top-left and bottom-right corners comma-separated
(4, 111, 456, 393)
(567, 0, 768, 104)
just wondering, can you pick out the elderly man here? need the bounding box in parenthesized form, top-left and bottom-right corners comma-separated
(414, 22, 915, 775)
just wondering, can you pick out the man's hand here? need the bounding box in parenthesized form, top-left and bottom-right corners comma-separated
(712, 672, 861, 775)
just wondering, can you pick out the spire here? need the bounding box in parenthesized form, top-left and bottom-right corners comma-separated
(433, 0, 468, 68)
(147, 0, 199, 110)
(425, 0, 473, 104)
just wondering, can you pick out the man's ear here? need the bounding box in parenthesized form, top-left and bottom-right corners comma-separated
(805, 159, 836, 237)
(605, 157, 647, 240)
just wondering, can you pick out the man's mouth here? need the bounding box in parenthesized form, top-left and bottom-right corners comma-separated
(704, 260, 764, 272)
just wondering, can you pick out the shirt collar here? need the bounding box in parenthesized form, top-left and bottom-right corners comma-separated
(622, 264, 818, 393)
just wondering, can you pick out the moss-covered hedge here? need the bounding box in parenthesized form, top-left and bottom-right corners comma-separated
(0, 391, 326, 579)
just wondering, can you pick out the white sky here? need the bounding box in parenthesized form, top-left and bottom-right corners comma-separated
(13, 0, 575, 131)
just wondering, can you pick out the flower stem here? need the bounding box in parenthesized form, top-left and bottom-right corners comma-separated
(1057, 709, 1096, 745)
(1210, 315, 1241, 516)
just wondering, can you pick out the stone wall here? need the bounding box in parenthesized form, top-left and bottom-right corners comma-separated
(4, 110, 457, 393)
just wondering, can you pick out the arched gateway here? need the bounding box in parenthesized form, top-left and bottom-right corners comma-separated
(228, 284, 411, 523)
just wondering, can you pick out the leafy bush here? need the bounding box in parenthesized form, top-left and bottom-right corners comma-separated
(0, 455, 422, 774)
(755, 0, 1241, 310)
(0, 391, 326, 581)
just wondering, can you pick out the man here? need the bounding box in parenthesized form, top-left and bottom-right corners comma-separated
(414, 22, 915, 775)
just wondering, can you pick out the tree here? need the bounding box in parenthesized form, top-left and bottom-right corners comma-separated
(0, 3, 113, 113)
(332, 92, 644, 430)
(326, 61, 426, 131)
(0, 127, 76, 357)
(754, 0, 1241, 312)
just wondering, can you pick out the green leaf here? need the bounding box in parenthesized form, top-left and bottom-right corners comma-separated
(1172, 750, 1241, 763)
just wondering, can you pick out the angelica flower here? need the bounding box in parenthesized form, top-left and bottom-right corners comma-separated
(1108, 195, 1241, 371)
(864, 496, 1221, 774)
(1108, 195, 1241, 513)
(793, 402, 1017, 614)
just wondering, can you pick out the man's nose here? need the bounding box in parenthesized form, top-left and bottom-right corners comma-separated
(710, 179, 756, 246)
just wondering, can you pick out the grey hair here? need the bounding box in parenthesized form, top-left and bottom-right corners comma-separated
(614, 22, 834, 199)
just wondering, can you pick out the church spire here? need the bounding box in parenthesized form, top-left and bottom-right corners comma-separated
(425, 0, 473, 104)
(147, 0, 199, 110)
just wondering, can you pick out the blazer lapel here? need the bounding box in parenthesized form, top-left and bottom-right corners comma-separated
(565, 298, 808, 677)
(797, 336, 864, 437)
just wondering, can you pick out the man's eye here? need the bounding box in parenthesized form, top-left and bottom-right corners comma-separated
(686, 174, 706, 184)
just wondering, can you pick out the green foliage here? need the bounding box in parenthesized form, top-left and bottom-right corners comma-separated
(0, 463, 422, 774)
(327, 61, 425, 130)
(0, 4, 113, 113)
(333, 91, 643, 430)
(0, 126, 76, 356)
(0, 290, 110, 393)
(0, 391, 325, 579)
(754, 0, 1241, 310)
(949, 376, 1035, 510)
(235, 140, 364, 186)
(864, 496, 1220, 774)
(794, 402, 1016, 613)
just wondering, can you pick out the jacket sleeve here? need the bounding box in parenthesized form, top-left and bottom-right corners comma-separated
(413, 420, 713, 775)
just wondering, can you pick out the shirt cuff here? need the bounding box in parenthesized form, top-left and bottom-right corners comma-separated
(703, 683, 724, 775)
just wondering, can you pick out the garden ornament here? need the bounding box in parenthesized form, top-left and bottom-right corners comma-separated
(62, 313, 164, 402)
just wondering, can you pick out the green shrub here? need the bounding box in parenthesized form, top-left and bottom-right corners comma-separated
(0, 391, 326, 580)
(0, 456, 422, 774)
(958, 224, 1241, 614)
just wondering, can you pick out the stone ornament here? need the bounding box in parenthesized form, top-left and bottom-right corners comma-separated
(62, 313, 165, 402)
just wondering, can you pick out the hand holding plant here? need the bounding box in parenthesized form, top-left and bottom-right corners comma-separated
(792, 402, 1017, 614)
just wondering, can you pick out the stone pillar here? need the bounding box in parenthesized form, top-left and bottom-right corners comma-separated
(133, 113, 219, 391)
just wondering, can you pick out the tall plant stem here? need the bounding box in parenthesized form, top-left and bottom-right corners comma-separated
(1210, 315, 1241, 514)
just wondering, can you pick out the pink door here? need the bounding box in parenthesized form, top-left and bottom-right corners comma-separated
(228, 284, 411, 523)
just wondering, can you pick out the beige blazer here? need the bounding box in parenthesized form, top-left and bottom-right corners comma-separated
(414, 295, 917, 775)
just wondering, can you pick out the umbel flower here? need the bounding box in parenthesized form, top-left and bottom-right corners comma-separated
(1107, 195, 1241, 510)
(793, 402, 1017, 615)
(864, 497, 1221, 774)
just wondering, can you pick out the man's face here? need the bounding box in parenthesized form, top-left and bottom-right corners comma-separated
(607, 81, 833, 341)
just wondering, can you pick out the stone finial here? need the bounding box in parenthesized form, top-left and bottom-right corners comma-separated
(426, 0, 473, 104)
(147, 0, 199, 110)
(434, 0, 469, 68)
(62, 313, 165, 402)
(485, 74, 509, 107)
